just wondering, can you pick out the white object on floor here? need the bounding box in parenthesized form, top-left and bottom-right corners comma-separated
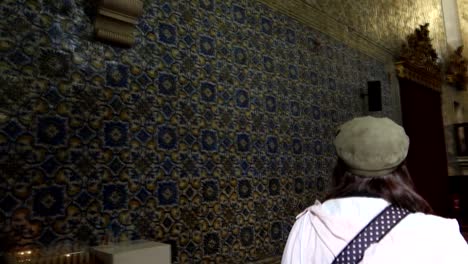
(91, 240, 171, 264)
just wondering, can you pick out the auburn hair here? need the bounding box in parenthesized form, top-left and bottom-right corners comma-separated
(325, 159, 433, 214)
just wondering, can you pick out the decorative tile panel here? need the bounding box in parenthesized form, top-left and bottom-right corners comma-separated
(0, 0, 396, 263)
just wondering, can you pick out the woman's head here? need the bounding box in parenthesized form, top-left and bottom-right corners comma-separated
(327, 116, 432, 213)
(334, 116, 409, 176)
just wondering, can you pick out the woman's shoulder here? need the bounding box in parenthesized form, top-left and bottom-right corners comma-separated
(396, 212, 461, 235)
(404, 212, 459, 226)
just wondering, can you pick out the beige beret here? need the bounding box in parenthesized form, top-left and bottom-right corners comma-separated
(333, 116, 409, 176)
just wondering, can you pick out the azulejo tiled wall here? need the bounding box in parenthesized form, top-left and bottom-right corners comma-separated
(0, 0, 394, 262)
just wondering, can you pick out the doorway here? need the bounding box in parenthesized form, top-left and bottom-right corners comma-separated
(398, 78, 449, 216)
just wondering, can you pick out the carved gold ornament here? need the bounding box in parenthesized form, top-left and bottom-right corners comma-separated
(446, 46, 468, 91)
(395, 23, 442, 92)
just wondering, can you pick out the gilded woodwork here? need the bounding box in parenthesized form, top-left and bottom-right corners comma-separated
(396, 24, 442, 92)
(259, 0, 447, 62)
(446, 46, 468, 90)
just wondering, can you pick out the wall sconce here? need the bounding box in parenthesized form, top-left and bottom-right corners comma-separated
(94, 0, 143, 47)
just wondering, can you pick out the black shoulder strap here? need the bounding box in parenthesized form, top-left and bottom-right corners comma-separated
(332, 205, 411, 264)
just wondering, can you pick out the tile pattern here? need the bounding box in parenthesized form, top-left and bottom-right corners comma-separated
(0, 0, 394, 262)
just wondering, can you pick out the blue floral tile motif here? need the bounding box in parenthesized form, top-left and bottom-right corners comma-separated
(261, 17, 273, 35)
(137, 73, 151, 87)
(137, 20, 151, 33)
(108, 157, 125, 174)
(240, 160, 249, 172)
(162, 215, 174, 231)
(37, 116, 67, 146)
(237, 133, 250, 152)
(136, 187, 151, 203)
(183, 83, 196, 95)
(312, 105, 321, 120)
(38, 49, 70, 78)
(2, 120, 24, 139)
(240, 226, 254, 247)
(203, 232, 220, 255)
(157, 125, 177, 150)
(289, 65, 298, 79)
(184, 133, 197, 145)
(268, 179, 280, 196)
(40, 156, 60, 174)
(158, 72, 177, 96)
(328, 78, 336, 89)
(292, 138, 302, 155)
(159, 23, 177, 44)
(204, 159, 216, 174)
(294, 177, 304, 194)
(162, 103, 174, 119)
(265, 95, 277, 113)
(232, 5, 246, 24)
(238, 179, 252, 199)
(200, 82, 216, 103)
(162, 52, 174, 66)
(162, 156, 175, 175)
(136, 129, 151, 143)
(104, 121, 129, 148)
(233, 47, 247, 65)
(237, 71, 247, 83)
(157, 181, 178, 206)
(200, 35, 215, 56)
(102, 184, 128, 211)
(186, 241, 197, 254)
(201, 130, 218, 151)
(263, 56, 274, 72)
(33, 185, 65, 217)
(266, 135, 278, 154)
(202, 180, 219, 202)
(314, 140, 323, 155)
(109, 96, 125, 113)
(286, 29, 296, 44)
(236, 89, 249, 108)
(270, 222, 282, 240)
(106, 63, 129, 88)
(290, 101, 300, 116)
(199, 0, 214, 11)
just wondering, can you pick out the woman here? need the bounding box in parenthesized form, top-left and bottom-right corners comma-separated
(282, 116, 468, 264)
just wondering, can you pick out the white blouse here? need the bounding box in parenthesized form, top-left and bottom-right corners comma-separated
(282, 197, 468, 264)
